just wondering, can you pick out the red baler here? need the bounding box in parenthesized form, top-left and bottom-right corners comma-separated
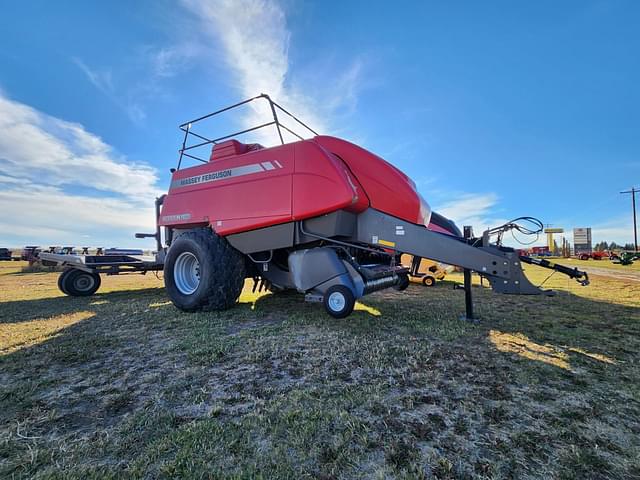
(47, 95, 588, 317)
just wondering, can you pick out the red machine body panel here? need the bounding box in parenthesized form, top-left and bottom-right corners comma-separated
(292, 141, 369, 219)
(428, 222, 453, 235)
(160, 139, 368, 236)
(313, 136, 430, 227)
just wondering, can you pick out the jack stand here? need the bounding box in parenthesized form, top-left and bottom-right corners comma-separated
(459, 268, 479, 323)
(460, 225, 479, 323)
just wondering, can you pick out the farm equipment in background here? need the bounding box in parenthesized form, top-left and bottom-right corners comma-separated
(577, 251, 611, 261)
(401, 211, 459, 286)
(613, 251, 640, 265)
(0, 248, 12, 261)
(402, 254, 449, 286)
(104, 248, 145, 256)
(41, 94, 590, 318)
(531, 246, 552, 257)
(21, 246, 41, 265)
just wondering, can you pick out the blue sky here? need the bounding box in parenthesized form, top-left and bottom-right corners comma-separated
(0, 0, 638, 248)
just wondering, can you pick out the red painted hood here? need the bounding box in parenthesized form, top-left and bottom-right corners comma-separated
(313, 136, 431, 227)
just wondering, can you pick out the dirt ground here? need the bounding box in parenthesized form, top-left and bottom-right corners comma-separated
(1, 260, 639, 479)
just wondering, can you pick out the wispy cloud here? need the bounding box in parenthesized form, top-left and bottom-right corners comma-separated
(72, 57, 114, 94)
(0, 94, 160, 200)
(434, 193, 503, 232)
(179, 0, 364, 145)
(0, 180, 155, 245)
(71, 0, 364, 138)
(72, 57, 147, 124)
(0, 92, 160, 246)
(434, 193, 637, 246)
(150, 44, 201, 78)
(589, 216, 635, 245)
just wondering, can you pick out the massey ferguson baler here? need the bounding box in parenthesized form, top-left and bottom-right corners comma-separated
(43, 95, 589, 318)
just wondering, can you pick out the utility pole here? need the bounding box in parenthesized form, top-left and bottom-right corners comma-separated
(621, 187, 638, 252)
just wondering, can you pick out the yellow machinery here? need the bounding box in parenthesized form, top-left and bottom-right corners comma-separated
(400, 254, 448, 286)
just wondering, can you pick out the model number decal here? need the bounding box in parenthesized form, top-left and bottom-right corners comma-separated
(162, 213, 192, 222)
(170, 161, 282, 189)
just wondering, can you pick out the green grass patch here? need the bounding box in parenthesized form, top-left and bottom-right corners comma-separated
(0, 262, 639, 478)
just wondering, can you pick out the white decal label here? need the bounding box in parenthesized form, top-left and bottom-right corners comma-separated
(162, 213, 192, 222)
(170, 161, 282, 189)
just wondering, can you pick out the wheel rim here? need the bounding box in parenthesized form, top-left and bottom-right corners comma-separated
(74, 274, 95, 292)
(174, 252, 200, 295)
(328, 291, 346, 312)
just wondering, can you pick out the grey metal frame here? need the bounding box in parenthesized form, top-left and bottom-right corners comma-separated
(235, 208, 562, 297)
(353, 209, 543, 294)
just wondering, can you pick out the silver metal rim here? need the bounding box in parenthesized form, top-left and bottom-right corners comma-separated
(328, 291, 346, 312)
(74, 274, 95, 292)
(174, 252, 200, 295)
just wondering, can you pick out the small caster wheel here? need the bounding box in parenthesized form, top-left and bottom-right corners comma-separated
(323, 285, 355, 319)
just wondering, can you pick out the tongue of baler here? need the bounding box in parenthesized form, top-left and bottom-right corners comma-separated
(354, 209, 588, 294)
(518, 255, 589, 286)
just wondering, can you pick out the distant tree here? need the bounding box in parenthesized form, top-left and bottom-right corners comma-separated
(610, 242, 620, 250)
(624, 243, 635, 250)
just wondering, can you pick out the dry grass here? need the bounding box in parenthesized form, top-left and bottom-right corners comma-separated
(1, 259, 639, 479)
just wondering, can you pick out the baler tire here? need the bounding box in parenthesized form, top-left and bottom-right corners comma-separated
(394, 272, 410, 291)
(164, 228, 246, 312)
(422, 276, 435, 287)
(323, 285, 355, 319)
(61, 269, 101, 297)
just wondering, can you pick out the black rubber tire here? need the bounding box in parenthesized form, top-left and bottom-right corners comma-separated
(60, 269, 101, 296)
(58, 268, 72, 295)
(164, 228, 246, 312)
(394, 272, 410, 291)
(422, 276, 435, 287)
(323, 285, 356, 319)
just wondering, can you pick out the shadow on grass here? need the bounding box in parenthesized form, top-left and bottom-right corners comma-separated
(0, 287, 167, 324)
(1, 277, 640, 479)
(470, 285, 640, 375)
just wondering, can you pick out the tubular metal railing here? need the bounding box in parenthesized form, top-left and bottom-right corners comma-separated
(176, 94, 319, 170)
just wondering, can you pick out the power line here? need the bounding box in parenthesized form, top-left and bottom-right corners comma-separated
(620, 187, 638, 252)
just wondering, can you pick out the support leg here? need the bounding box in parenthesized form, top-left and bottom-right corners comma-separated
(461, 225, 478, 322)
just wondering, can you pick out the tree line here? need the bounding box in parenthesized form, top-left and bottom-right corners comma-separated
(593, 241, 635, 251)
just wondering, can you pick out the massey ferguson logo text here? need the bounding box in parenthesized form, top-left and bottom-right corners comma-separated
(178, 170, 231, 186)
(170, 162, 282, 190)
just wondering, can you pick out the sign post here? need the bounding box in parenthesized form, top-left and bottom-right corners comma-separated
(620, 188, 638, 252)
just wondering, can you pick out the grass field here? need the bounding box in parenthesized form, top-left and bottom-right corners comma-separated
(1, 259, 639, 479)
